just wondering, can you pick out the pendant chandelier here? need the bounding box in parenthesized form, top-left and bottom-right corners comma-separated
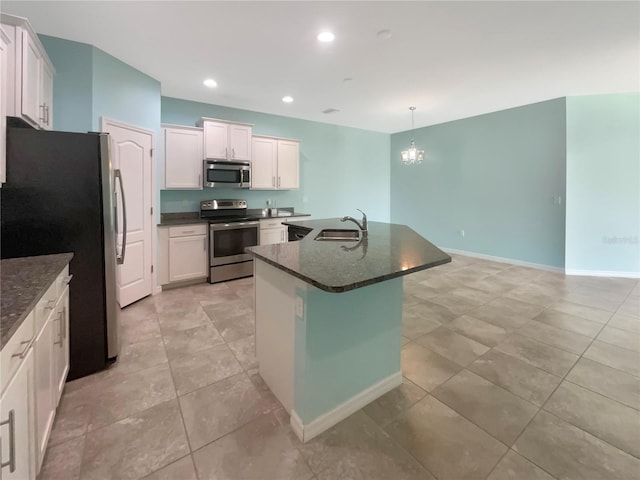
(400, 106, 424, 165)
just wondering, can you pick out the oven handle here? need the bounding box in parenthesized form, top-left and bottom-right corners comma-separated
(210, 221, 260, 231)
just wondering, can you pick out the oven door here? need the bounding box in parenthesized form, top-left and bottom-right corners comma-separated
(204, 161, 251, 188)
(209, 221, 259, 266)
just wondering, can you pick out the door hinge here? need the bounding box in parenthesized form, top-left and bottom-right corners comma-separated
(151, 265, 154, 273)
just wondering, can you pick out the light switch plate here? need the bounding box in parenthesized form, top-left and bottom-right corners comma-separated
(295, 296, 304, 318)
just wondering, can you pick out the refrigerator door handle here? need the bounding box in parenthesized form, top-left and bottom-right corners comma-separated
(114, 169, 128, 265)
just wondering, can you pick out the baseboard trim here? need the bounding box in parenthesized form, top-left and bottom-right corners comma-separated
(442, 248, 565, 273)
(290, 371, 402, 443)
(565, 269, 640, 279)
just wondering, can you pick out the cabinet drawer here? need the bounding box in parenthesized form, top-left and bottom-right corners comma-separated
(1, 310, 35, 395)
(35, 266, 69, 332)
(260, 219, 284, 229)
(168, 224, 207, 238)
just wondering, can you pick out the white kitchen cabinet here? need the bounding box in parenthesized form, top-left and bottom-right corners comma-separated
(0, 14, 55, 130)
(163, 125, 204, 189)
(52, 286, 69, 407)
(259, 217, 308, 245)
(158, 224, 208, 286)
(251, 136, 300, 190)
(251, 136, 277, 189)
(0, 27, 11, 186)
(198, 118, 252, 161)
(33, 312, 54, 470)
(0, 346, 35, 480)
(277, 140, 300, 189)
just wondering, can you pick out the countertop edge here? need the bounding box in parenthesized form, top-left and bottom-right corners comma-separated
(250, 251, 452, 293)
(1, 252, 74, 350)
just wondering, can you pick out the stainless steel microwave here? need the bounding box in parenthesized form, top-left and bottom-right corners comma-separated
(204, 160, 250, 188)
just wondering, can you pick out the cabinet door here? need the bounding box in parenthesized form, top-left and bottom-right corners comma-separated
(33, 316, 54, 471)
(0, 348, 35, 480)
(229, 124, 252, 161)
(52, 287, 69, 407)
(164, 128, 204, 189)
(0, 28, 9, 185)
(260, 227, 285, 246)
(168, 235, 208, 282)
(203, 121, 228, 159)
(40, 63, 53, 130)
(20, 30, 43, 127)
(251, 137, 277, 189)
(277, 140, 299, 189)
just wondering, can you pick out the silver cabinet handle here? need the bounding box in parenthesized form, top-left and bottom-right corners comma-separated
(45, 299, 56, 310)
(181, 230, 195, 234)
(54, 311, 63, 346)
(203, 236, 206, 251)
(114, 169, 128, 265)
(278, 176, 281, 188)
(272, 176, 275, 187)
(62, 306, 67, 340)
(45, 105, 50, 125)
(39, 104, 46, 122)
(198, 173, 201, 186)
(0, 410, 16, 472)
(232, 148, 235, 159)
(225, 147, 228, 158)
(11, 338, 34, 359)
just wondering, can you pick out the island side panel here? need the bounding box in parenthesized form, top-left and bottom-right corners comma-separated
(293, 277, 403, 441)
(254, 259, 297, 412)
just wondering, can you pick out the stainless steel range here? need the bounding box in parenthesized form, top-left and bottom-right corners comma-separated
(201, 199, 260, 283)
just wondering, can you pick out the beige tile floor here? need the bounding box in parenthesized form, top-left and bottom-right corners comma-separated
(40, 255, 640, 480)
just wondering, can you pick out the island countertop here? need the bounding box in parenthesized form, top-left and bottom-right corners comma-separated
(1, 252, 74, 350)
(245, 219, 451, 293)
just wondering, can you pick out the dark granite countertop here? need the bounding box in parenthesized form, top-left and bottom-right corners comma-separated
(246, 219, 451, 293)
(1, 253, 74, 350)
(158, 208, 310, 226)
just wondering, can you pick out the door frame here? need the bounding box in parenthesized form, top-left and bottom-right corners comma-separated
(100, 117, 159, 297)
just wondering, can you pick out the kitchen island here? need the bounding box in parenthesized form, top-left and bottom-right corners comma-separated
(246, 219, 450, 442)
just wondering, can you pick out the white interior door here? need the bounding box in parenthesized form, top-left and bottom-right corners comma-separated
(102, 119, 153, 307)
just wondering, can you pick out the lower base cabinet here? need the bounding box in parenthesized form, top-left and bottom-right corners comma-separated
(0, 348, 36, 480)
(33, 317, 55, 470)
(158, 224, 208, 286)
(0, 263, 70, 480)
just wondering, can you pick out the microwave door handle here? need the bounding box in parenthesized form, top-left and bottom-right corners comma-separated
(114, 169, 128, 265)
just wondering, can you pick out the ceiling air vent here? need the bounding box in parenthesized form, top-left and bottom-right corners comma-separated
(322, 108, 340, 114)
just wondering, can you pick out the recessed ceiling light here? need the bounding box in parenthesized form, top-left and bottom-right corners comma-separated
(282, 96, 294, 103)
(203, 78, 217, 88)
(317, 31, 335, 43)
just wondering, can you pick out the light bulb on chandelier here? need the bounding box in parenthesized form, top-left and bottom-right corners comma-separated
(400, 107, 424, 165)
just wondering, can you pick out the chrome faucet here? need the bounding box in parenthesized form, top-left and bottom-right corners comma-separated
(341, 209, 368, 234)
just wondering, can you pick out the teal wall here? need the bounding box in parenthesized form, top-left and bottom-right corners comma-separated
(91, 48, 161, 137)
(390, 99, 567, 268)
(39, 35, 93, 133)
(161, 97, 391, 221)
(566, 93, 640, 274)
(294, 278, 402, 423)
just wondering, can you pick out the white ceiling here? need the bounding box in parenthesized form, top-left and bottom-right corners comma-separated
(3, 1, 639, 133)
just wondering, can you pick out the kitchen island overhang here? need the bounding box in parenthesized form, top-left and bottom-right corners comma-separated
(246, 219, 451, 442)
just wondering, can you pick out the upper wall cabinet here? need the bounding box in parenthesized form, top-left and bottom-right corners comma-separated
(0, 27, 11, 186)
(251, 136, 299, 190)
(163, 124, 203, 189)
(1, 14, 55, 130)
(197, 117, 252, 161)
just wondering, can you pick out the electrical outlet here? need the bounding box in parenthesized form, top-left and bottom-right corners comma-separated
(266, 199, 272, 206)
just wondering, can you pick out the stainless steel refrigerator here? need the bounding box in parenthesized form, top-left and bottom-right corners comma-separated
(1, 122, 121, 380)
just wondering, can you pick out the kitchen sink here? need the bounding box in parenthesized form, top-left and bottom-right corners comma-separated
(314, 229, 360, 241)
